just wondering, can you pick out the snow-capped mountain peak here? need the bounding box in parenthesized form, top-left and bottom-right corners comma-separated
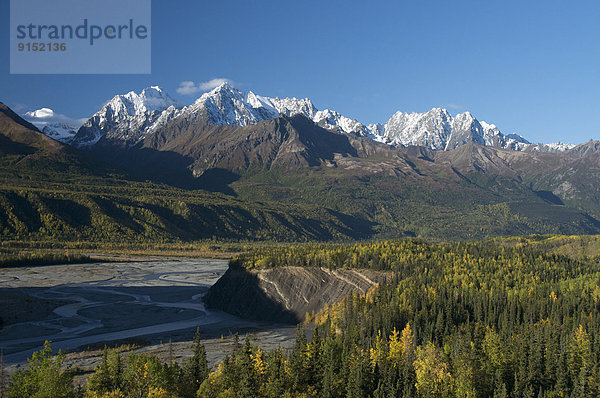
(313, 109, 374, 137)
(445, 112, 485, 150)
(383, 107, 453, 150)
(23, 107, 83, 144)
(528, 142, 575, 153)
(267, 97, 317, 119)
(108, 86, 180, 116)
(72, 86, 183, 146)
(377, 108, 562, 152)
(138, 86, 180, 111)
(182, 83, 366, 136)
(66, 83, 573, 153)
(246, 91, 278, 112)
(186, 83, 279, 126)
(480, 121, 502, 140)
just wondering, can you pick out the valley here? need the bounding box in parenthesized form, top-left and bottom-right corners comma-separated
(3, 236, 596, 396)
(2, 67, 600, 398)
(0, 258, 296, 382)
(3, 1, 599, 396)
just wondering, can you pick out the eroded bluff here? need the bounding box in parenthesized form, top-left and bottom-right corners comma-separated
(203, 265, 390, 323)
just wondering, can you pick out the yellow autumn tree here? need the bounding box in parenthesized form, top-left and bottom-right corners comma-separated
(370, 330, 387, 368)
(251, 346, 265, 378)
(568, 325, 592, 379)
(401, 322, 415, 362)
(388, 328, 402, 366)
(414, 342, 454, 398)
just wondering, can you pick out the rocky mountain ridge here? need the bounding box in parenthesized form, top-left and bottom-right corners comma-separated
(53, 83, 573, 152)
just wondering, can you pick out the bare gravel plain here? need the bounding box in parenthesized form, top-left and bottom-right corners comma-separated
(0, 258, 295, 386)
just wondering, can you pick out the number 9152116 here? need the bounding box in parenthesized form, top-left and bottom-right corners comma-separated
(18, 42, 67, 52)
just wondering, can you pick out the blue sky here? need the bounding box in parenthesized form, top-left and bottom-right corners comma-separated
(1, 0, 599, 144)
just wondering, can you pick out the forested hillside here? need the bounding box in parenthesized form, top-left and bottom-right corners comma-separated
(0, 179, 373, 243)
(0, 103, 373, 244)
(204, 238, 600, 397)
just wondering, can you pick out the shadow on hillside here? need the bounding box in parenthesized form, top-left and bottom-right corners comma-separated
(288, 114, 358, 163)
(0, 134, 36, 156)
(581, 213, 600, 231)
(534, 190, 565, 205)
(195, 168, 240, 196)
(86, 145, 241, 193)
(204, 267, 300, 324)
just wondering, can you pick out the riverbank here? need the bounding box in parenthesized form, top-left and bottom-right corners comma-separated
(0, 257, 296, 385)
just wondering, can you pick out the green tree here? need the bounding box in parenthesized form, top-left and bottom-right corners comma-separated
(8, 341, 76, 398)
(414, 342, 454, 398)
(86, 347, 125, 395)
(184, 328, 209, 396)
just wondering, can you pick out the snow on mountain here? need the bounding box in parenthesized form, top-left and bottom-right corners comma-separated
(480, 121, 503, 146)
(72, 86, 182, 147)
(23, 108, 84, 144)
(381, 108, 453, 150)
(367, 123, 385, 140)
(96, 83, 373, 144)
(183, 83, 279, 126)
(313, 109, 375, 138)
(445, 112, 486, 150)
(267, 96, 318, 119)
(527, 142, 575, 153)
(183, 83, 377, 138)
(244, 92, 319, 120)
(478, 121, 531, 150)
(502, 133, 531, 151)
(70, 82, 573, 153)
(376, 108, 567, 152)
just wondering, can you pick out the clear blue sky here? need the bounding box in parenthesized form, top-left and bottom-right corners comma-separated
(1, 0, 599, 144)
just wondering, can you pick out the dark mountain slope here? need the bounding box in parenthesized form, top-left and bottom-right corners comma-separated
(90, 114, 360, 181)
(0, 102, 121, 178)
(0, 102, 61, 154)
(0, 103, 374, 243)
(73, 107, 600, 240)
(522, 142, 600, 218)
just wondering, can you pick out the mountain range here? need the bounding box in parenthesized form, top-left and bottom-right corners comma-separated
(24, 83, 573, 153)
(0, 103, 375, 243)
(3, 84, 600, 243)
